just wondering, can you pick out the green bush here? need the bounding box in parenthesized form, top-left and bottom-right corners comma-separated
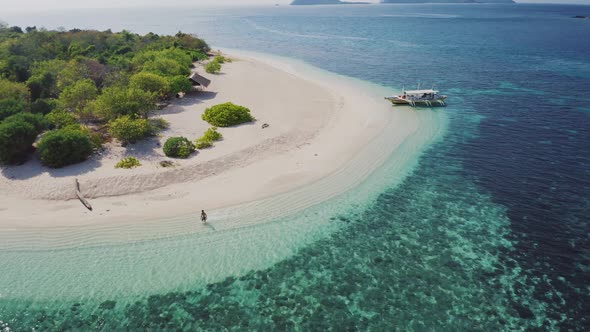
(0, 99, 26, 122)
(129, 72, 171, 100)
(88, 130, 105, 151)
(115, 157, 141, 169)
(4, 112, 48, 133)
(205, 60, 221, 74)
(195, 127, 222, 149)
(37, 128, 93, 168)
(46, 110, 76, 129)
(202, 127, 223, 142)
(168, 75, 193, 95)
(163, 136, 195, 158)
(150, 117, 170, 133)
(108, 115, 152, 145)
(195, 139, 212, 149)
(31, 99, 58, 115)
(213, 55, 232, 64)
(0, 120, 37, 164)
(202, 102, 254, 127)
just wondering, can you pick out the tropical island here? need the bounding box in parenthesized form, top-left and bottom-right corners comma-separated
(0, 24, 426, 228)
(381, 0, 514, 3)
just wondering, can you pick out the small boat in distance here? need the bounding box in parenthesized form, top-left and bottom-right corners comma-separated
(385, 89, 447, 107)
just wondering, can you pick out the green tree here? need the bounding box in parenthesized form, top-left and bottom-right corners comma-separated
(46, 109, 77, 129)
(58, 79, 98, 118)
(0, 79, 30, 102)
(0, 98, 26, 121)
(3, 112, 47, 132)
(86, 87, 156, 120)
(0, 113, 46, 164)
(129, 72, 170, 99)
(168, 75, 193, 95)
(141, 58, 189, 77)
(26, 59, 66, 100)
(37, 127, 93, 168)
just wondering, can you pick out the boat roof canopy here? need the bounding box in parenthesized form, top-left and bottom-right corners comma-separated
(404, 89, 438, 94)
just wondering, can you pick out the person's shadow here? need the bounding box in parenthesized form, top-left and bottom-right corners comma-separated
(202, 222, 216, 231)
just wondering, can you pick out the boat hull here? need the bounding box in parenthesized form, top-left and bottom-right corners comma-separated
(385, 96, 447, 107)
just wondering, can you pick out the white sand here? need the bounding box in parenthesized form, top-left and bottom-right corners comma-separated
(0, 54, 436, 235)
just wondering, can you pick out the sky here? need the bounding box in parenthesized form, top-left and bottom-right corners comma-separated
(0, 0, 588, 11)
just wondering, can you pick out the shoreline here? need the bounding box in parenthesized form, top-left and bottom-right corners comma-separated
(0, 52, 444, 237)
(0, 51, 448, 300)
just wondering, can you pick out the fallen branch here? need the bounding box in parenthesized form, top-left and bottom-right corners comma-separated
(75, 178, 93, 211)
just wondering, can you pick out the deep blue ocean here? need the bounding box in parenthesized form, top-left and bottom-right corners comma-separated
(2, 3, 590, 330)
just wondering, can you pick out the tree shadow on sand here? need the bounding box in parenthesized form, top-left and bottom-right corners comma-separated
(1, 154, 102, 180)
(157, 91, 218, 115)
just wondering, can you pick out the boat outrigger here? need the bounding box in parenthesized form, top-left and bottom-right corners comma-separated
(385, 89, 447, 107)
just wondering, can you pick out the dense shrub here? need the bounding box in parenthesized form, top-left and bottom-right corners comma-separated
(37, 127, 93, 168)
(108, 115, 152, 145)
(202, 127, 223, 141)
(163, 136, 195, 158)
(129, 72, 171, 99)
(205, 60, 221, 74)
(0, 120, 37, 164)
(87, 130, 105, 151)
(31, 98, 58, 115)
(4, 112, 48, 132)
(213, 55, 231, 64)
(0, 98, 26, 122)
(58, 79, 98, 113)
(168, 75, 193, 95)
(86, 87, 156, 121)
(115, 157, 141, 169)
(195, 127, 223, 149)
(202, 102, 254, 127)
(150, 117, 170, 133)
(46, 110, 77, 129)
(195, 139, 212, 149)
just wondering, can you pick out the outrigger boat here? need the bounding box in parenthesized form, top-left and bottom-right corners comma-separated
(385, 89, 447, 107)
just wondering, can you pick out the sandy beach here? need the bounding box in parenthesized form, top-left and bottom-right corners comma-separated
(0, 53, 437, 235)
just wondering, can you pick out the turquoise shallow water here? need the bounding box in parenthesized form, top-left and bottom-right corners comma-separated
(2, 3, 590, 330)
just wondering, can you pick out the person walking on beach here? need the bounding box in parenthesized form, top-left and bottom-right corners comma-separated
(200, 210, 207, 223)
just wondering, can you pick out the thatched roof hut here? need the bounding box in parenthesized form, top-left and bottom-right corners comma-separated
(189, 73, 211, 88)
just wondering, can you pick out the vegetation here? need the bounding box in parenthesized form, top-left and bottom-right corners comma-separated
(108, 116, 152, 146)
(195, 139, 212, 149)
(46, 110, 77, 129)
(129, 72, 171, 99)
(37, 127, 93, 168)
(195, 127, 223, 149)
(0, 114, 45, 164)
(115, 157, 141, 169)
(205, 60, 221, 74)
(202, 102, 255, 127)
(150, 118, 170, 132)
(0, 79, 30, 121)
(213, 55, 232, 64)
(163, 136, 195, 158)
(0, 25, 209, 167)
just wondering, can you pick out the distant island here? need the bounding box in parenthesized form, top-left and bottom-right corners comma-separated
(291, 0, 369, 5)
(381, 0, 514, 3)
(292, 0, 514, 5)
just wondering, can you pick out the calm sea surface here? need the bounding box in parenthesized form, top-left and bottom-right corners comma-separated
(2, 4, 590, 330)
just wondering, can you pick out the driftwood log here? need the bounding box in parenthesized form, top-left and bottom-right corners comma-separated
(75, 178, 93, 211)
